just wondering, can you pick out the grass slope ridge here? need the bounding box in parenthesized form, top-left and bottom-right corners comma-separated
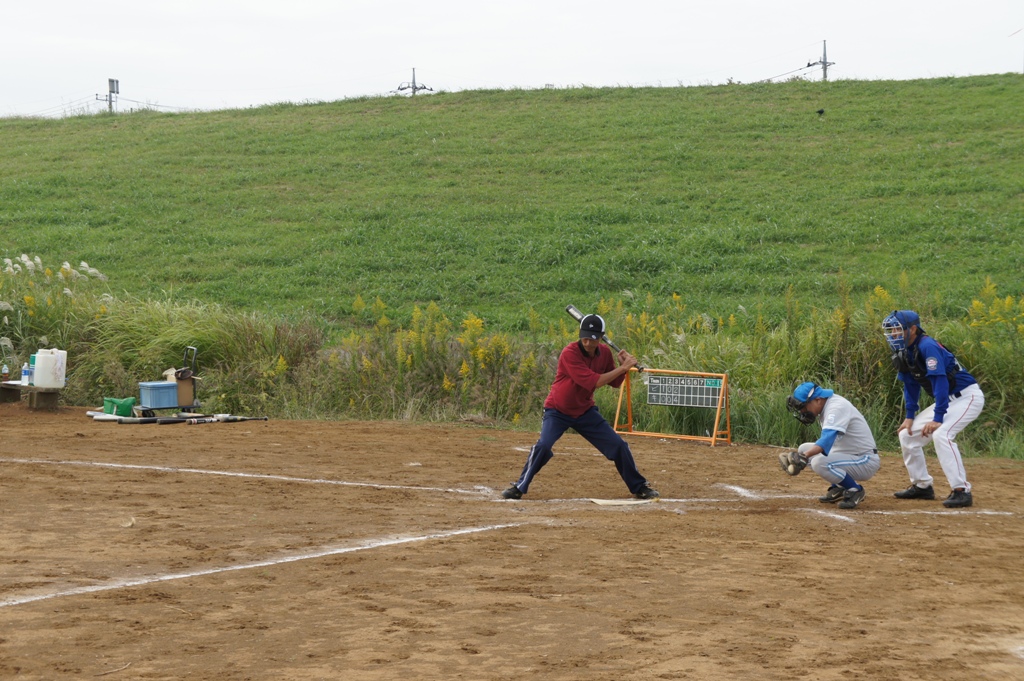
(2, 76, 1022, 329)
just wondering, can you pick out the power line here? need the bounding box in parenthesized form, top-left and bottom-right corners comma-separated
(19, 95, 98, 118)
(118, 97, 195, 112)
(761, 64, 819, 82)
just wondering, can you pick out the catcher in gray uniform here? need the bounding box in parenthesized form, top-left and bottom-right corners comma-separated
(779, 382, 881, 509)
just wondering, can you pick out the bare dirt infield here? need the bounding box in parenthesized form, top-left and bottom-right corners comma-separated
(1, 403, 1023, 681)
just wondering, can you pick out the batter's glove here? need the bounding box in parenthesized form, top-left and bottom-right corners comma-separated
(778, 450, 808, 476)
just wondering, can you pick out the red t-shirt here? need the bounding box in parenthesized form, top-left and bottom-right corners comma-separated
(544, 341, 623, 418)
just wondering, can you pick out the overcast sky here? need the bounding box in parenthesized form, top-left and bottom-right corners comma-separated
(3, 1, 1022, 117)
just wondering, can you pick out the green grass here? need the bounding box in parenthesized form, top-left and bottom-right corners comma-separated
(2, 76, 1022, 331)
(2, 76, 1024, 455)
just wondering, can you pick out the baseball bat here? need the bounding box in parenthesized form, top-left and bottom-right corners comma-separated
(217, 415, 269, 422)
(117, 417, 159, 424)
(565, 305, 644, 372)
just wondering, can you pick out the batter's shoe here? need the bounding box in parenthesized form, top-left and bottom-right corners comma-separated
(819, 485, 844, 503)
(634, 485, 660, 500)
(838, 487, 866, 509)
(942, 489, 973, 508)
(501, 484, 523, 500)
(893, 484, 935, 500)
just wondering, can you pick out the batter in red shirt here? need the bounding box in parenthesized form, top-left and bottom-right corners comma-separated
(501, 314, 659, 500)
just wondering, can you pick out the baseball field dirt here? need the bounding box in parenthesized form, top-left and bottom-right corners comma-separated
(2, 402, 1023, 680)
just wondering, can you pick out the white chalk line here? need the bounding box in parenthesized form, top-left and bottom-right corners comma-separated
(5, 458, 1013, 519)
(661, 506, 856, 523)
(714, 484, 828, 501)
(506, 496, 857, 523)
(715, 484, 1018, 517)
(717, 484, 764, 499)
(865, 509, 1014, 517)
(0, 523, 520, 609)
(799, 508, 858, 523)
(0, 457, 491, 496)
(512, 446, 602, 454)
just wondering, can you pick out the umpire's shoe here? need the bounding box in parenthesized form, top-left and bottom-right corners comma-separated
(893, 484, 935, 500)
(838, 487, 866, 510)
(942, 488, 973, 508)
(501, 484, 523, 500)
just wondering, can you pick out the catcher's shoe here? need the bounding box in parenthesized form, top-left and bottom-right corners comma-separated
(501, 484, 523, 500)
(818, 485, 844, 504)
(893, 484, 935, 500)
(942, 489, 973, 508)
(634, 485, 660, 500)
(838, 487, 866, 509)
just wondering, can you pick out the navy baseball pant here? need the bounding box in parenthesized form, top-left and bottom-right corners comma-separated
(513, 407, 648, 494)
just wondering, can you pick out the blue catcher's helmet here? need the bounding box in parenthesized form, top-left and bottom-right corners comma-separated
(787, 382, 835, 424)
(882, 310, 922, 352)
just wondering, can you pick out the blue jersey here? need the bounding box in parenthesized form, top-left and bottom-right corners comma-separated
(897, 335, 976, 422)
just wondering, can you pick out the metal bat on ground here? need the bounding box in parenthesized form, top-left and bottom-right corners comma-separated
(173, 412, 268, 422)
(564, 304, 644, 372)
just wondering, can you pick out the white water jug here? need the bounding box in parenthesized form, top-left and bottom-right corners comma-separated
(33, 348, 67, 389)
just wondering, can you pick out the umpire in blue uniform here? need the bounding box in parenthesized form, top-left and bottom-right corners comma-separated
(882, 310, 985, 508)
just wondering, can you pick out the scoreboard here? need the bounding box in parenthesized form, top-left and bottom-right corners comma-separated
(646, 375, 723, 408)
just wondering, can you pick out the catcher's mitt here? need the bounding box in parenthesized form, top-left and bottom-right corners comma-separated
(778, 450, 808, 476)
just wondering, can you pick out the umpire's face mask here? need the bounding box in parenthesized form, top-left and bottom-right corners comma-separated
(786, 396, 816, 425)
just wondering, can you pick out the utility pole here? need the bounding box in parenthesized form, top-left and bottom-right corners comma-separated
(397, 68, 433, 96)
(96, 78, 119, 112)
(806, 41, 835, 81)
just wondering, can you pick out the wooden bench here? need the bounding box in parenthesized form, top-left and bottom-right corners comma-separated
(0, 380, 62, 410)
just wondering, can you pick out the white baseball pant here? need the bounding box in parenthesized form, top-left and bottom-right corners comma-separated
(799, 442, 880, 485)
(898, 383, 984, 492)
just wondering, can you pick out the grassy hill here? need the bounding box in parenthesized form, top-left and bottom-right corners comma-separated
(2, 75, 1022, 331)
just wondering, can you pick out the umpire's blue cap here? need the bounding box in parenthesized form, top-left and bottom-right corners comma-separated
(887, 310, 923, 333)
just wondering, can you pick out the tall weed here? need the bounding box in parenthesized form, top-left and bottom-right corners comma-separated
(2, 257, 1021, 457)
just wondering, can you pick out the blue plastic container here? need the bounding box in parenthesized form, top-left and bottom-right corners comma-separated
(139, 381, 178, 409)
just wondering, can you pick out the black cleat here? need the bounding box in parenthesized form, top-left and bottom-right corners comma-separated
(838, 487, 866, 509)
(634, 485, 660, 500)
(819, 485, 844, 503)
(893, 484, 935, 500)
(942, 489, 973, 508)
(501, 484, 523, 500)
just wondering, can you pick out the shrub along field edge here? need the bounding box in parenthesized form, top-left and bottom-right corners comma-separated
(2, 257, 1021, 459)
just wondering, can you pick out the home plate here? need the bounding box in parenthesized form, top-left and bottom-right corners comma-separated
(589, 498, 657, 506)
